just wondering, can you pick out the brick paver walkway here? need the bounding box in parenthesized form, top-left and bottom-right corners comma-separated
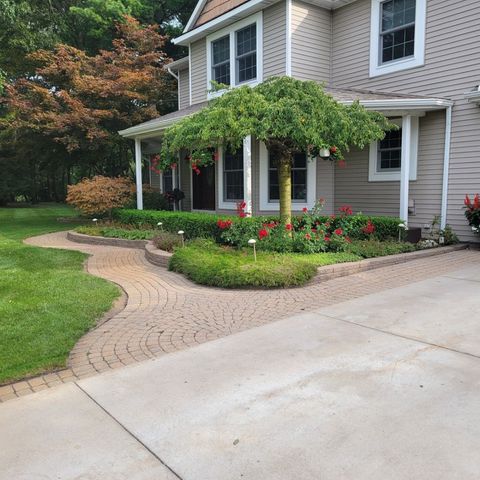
(1, 231, 479, 403)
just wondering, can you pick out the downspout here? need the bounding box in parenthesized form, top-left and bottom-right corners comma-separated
(166, 66, 179, 81)
(285, 0, 292, 76)
(440, 105, 453, 230)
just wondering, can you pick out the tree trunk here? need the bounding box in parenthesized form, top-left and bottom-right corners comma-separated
(278, 159, 292, 225)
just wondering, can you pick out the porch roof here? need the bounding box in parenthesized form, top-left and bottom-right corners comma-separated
(118, 88, 453, 139)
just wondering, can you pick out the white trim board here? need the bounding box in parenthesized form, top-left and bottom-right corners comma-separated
(258, 142, 317, 211)
(369, 0, 427, 78)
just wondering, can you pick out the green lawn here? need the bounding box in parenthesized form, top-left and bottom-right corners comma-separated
(0, 204, 119, 383)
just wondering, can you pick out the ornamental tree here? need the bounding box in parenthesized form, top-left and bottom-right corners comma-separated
(160, 77, 392, 223)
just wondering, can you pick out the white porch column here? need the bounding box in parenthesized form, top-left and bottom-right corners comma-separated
(134, 137, 143, 210)
(171, 170, 176, 211)
(400, 115, 412, 222)
(243, 135, 253, 214)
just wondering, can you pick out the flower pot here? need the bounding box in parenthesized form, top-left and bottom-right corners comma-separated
(319, 148, 331, 158)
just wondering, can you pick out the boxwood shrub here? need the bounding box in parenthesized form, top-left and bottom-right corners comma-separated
(113, 209, 401, 242)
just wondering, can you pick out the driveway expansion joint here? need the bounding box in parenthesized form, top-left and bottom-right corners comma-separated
(74, 382, 185, 480)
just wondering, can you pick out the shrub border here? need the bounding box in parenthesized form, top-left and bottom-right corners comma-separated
(67, 230, 469, 287)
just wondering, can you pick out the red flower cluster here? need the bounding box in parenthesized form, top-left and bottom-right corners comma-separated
(285, 223, 293, 231)
(305, 233, 312, 240)
(339, 205, 353, 216)
(362, 220, 375, 235)
(465, 194, 480, 210)
(263, 221, 277, 229)
(258, 229, 269, 240)
(334, 228, 343, 236)
(191, 161, 201, 175)
(217, 219, 232, 230)
(150, 154, 161, 174)
(302, 207, 309, 213)
(237, 201, 247, 218)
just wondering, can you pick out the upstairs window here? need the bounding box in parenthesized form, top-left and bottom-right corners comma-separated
(207, 13, 263, 98)
(369, 0, 426, 77)
(380, 0, 416, 63)
(211, 35, 230, 85)
(236, 24, 257, 84)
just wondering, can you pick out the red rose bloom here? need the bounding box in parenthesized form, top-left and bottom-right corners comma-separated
(325, 236, 331, 242)
(258, 229, 269, 240)
(302, 207, 309, 213)
(334, 228, 343, 235)
(285, 223, 293, 231)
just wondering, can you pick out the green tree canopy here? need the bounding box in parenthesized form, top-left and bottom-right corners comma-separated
(160, 77, 393, 222)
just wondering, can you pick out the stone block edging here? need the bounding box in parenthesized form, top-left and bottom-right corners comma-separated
(144, 242, 173, 267)
(67, 231, 173, 267)
(315, 244, 468, 282)
(67, 231, 147, 249)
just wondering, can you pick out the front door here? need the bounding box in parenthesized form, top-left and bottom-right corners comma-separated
(192, 164, 216, 210)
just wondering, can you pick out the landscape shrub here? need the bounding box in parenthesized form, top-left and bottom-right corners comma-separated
(346, 239, 416, 258)
(67, 176, 133, 217)
(76, 225, 156, 240)
(114, 206, 402, 246)
(464, 194, 480, 235)
(152, 231, 183, 252)
(169, 239, 317, 288)
(125, 185, 170, 211)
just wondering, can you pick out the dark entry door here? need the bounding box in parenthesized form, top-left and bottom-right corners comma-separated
(192, 164, 216, 210)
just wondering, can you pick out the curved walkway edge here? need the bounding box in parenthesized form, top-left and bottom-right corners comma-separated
(0, 231, 478, 403)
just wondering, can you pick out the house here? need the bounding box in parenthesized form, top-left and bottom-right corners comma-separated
(119, 0, 480, 242)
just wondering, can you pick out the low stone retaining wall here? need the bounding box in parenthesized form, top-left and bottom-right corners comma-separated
(315, 244, 468, 282)
(144, 242, 173, 268)
(67, 231, 147, 249)
(67, 231, 172, 267)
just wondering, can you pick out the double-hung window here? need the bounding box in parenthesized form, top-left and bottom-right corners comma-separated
(380, 0, 416, 63)
(207, 13, 262, 96)
(162, 169, 173, 193)
(223, 148, 244, 201)
(211, 35, 230, 85)
(235, 24, 257, 84)
(369, 117, 419, 182)
(268, 153, 307, 202)
(369, 0, 426, 77)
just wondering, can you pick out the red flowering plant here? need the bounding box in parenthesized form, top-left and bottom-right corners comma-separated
(464, 194, 480, 234)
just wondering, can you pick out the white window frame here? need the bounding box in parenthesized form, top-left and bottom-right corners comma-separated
(259, 142, 317, 211)
(206, 12, 263, 99)
(369, 116, 419, 182)
(217, 145, 244, 209)
(369, 0, 427, 78)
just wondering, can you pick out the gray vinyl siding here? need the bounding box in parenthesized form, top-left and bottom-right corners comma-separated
(178, 68, 190, 109)
(334, 148, 400, 218)
(263, 1, 286, 78)
(316, 160, 334, 215)
(332, 0, 480, 240)
(190, 39, 208, 105)
(334, 111, 446, 226)
(291, 1, 331, 83)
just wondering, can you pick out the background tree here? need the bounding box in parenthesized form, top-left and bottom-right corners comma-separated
(1, 17, 174, 202)
(161, 77, 393, 223)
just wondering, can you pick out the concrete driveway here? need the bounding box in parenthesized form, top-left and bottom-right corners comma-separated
(1, 263, 480, 479)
